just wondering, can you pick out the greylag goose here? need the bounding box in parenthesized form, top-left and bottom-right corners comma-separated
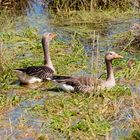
(14, 33, 56, 84)
(52, 52, 123, 93)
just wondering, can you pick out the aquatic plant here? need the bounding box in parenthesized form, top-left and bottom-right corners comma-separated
(47, 0, 131, 12)
(0, 6, 140, 139)
(0, 0, 34, 14)
(113, 28, 140, 53)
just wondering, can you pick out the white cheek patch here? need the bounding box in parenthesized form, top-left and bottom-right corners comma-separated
(60, 84, 74, 92)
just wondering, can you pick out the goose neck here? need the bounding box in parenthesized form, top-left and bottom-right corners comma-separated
(42, 38, 55, 72)
(105, 59, 114, 81)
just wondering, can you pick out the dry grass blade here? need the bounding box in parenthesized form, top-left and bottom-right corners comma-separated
(0, 42, 3, 73)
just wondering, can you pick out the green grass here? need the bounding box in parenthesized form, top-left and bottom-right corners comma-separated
(51, 9, 138, 27)
(0, 10, 140, 139)
(0, 27, 87, 89)
(48, 0, 131, 12)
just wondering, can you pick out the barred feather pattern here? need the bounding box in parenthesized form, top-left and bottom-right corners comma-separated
(16, 66, 54, 80)
(52, 76, 102, 93)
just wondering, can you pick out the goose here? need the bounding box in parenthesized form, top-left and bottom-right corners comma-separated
(52, 52, 123, 93)
(14, 33, 57, 84)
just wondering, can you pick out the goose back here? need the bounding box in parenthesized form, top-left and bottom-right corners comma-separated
(52, 76, 102, 93)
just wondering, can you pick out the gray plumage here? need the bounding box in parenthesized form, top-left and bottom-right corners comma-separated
(14, 33, 57, 84)
(52, 52, 123, 93)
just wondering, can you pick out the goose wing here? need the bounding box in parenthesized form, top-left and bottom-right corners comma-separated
(52, 75, 99, 86)
(52, 75, 81, 86)
(52, 75, 101, 93)
(15, 66, 54, 80)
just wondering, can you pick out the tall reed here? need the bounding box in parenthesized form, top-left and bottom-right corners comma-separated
(47, 0, 131, 12)
(0, 0, 33, 15)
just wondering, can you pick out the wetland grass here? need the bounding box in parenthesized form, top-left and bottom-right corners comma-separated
(0, 0, 34, 15)
(51, 9, 137, 27)
(0, 31, 140, 139)
(47, 0, 131, 11)
(0, 9, 140, 139)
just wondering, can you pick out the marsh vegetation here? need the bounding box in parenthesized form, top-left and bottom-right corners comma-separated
(0, 0, 140, 139)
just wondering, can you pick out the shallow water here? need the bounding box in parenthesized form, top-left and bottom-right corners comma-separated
(129, 83, 140, 95)
(0, 99, 45, 138)
(111, 108, 132, 140)
(1, 0, 140, 139)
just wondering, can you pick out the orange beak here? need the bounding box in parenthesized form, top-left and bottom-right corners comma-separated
(115, 54, 123, 59)
(50, 33, 57, 39)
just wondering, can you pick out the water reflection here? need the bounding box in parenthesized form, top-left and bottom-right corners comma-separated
(26, 0, 46, 15)
(0, 0, 33, 14)
(14, 0, 54, 33)
(26, 0, 53, 33)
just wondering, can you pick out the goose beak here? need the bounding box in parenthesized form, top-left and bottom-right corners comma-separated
(115, 54, 123, 59)
(51, 33, 57, 39)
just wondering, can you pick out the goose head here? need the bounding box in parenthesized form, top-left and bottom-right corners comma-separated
(42, 33, 57, 42)
(105, 51, 123, 61)
(102, 51, 123, 88)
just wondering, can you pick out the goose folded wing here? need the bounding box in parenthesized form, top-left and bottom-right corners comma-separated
(52, 75, 82, 86)
(53, 75, 101, 86)
(15, 66, 54, 80)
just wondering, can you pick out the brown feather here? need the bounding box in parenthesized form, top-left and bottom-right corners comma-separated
(52, 75, 101, 93)
(15, 66, 54, 80)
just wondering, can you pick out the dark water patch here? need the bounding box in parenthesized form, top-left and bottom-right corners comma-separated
(26, 0, 46, 16)
(7, 99, 45, 125)
(0, 99, 46, 139)
(83, 18, 140, 56)
(108, 18, 140, 36)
